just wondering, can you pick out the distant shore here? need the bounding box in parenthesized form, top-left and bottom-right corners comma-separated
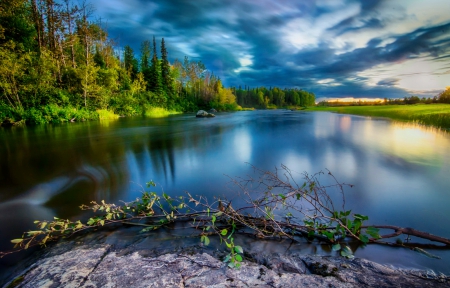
(307, 104, 450, 130)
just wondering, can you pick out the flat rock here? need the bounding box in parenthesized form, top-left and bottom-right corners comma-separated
(5, 244, 449, 288)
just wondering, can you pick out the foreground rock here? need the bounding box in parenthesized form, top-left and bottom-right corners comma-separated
(196, 110, 215, 118)
(5, 244, 449, 287)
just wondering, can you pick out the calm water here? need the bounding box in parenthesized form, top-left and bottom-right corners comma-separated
(1, 110, 450, 282)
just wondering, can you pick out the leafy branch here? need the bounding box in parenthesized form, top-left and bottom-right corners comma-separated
(2, 166, 449, 264)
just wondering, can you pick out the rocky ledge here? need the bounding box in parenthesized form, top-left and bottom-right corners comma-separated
(4, 243, 449, 288)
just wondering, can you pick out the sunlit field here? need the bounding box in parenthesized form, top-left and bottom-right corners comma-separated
(309, 104, 450, 129)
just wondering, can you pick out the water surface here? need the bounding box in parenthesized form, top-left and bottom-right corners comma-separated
(1, 110, 450, 282)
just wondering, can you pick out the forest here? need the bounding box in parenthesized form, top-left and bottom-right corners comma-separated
(0, 0, 316, 125)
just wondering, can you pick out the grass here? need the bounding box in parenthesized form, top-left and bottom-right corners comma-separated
(143, 106, 182, 118)
(307, 104, 450, 129)
(96, 109, 120, 120)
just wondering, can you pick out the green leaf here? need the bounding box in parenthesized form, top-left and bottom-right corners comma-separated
(354, 214, 369, 221)
(221, 229, 228, 236)
(203, 236, 210, 246)
(322, 231, 335, 240)
(211, 215, 216, 225)
(234, 245, 243, 254)
(366, 227, 381, 239)
(353, 220, 361, 233)
(332, 243, 341, 251)
(11, 239, 23, 244)
(340, 245, 354, 259)
(223, 255, 231, 263)
(235, 254, 243, 262)
(296, 193, 301, 200)
(359, 234, 369, 244)
(346, 219, 353, 229)
(27, 231, 43, 236)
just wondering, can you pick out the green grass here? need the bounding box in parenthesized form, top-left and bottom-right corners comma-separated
(143, 106, 182, 118)
(307, 104, 450, 129)
(97, 109, 120, 120)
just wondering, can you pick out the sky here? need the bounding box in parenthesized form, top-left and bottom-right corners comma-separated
(93, 0, 450, 100)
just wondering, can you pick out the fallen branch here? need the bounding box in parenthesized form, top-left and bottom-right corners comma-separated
(2, 166, 449, 264)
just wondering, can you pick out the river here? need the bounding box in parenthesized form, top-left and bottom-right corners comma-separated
(1, 110, 450, 283)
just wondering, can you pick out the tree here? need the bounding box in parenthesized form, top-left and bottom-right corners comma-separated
(140, 40, 150, 72)
(147, 36, 162, 94)
(160, 37, 174, 98)
(123, 45, 138, 79)
(438, 87, 450, 103)
(0, 0, 36, 51)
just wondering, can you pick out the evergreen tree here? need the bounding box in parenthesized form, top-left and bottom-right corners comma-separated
(160, 38, 174, 98)
(123, 45, 138, 80)
(148, 36, 162, 94)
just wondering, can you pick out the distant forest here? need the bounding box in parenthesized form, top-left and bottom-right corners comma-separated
(0, 0, 315, 124)
(318, 90, 450, 107)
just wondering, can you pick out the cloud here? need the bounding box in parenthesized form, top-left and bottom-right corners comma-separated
(93, 0, 450, 99)
(377, 78, 399, 86)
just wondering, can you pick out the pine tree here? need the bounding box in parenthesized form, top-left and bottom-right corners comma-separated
(123, 45, 138, 79)
(160, 38, 174, 98)
(148, 36, 162, 94)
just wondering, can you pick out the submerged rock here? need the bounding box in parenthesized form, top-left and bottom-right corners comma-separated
(5, 244, 449, 288)
(196, 110, 215, 118)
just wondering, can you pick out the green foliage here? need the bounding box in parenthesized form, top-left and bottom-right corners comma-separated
(0, 0, 316, 125)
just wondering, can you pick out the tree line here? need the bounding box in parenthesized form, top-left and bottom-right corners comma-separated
(0, 0, 315, 125)
(318, 89, 450, 107)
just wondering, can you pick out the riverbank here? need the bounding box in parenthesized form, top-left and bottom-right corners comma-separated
(3, 238, 449, 288)
(307, 104, 450, 130)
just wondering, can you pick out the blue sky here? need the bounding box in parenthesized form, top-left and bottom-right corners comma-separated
(94, 0, 450, 100)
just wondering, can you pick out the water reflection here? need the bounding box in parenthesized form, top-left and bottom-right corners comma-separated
(1, 110, 450, 282)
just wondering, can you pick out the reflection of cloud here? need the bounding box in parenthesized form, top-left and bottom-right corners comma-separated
(339, 116, 351, 132)
(234, 129, 252, 163)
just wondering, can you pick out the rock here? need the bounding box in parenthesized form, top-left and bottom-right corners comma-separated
(209, 108, 217, 113)
(196, 110, 215, 118)
(5, 245, 449, 288)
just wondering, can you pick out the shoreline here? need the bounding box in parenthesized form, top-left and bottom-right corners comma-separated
(306, 104, 450, 130)
(3, 240, 449, 288)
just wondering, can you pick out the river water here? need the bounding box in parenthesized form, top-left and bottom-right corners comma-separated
(1, 110, 450, 282)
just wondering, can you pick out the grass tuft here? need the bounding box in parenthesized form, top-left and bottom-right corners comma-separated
(143, 106, 182, 118)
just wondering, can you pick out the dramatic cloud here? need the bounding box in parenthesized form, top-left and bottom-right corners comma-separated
(94, 0, 450, 99)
